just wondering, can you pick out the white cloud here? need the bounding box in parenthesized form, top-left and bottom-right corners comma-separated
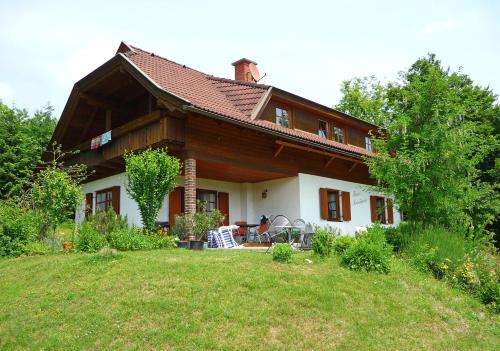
(0, 81, 14, 103)
(421, 19, 461, 35)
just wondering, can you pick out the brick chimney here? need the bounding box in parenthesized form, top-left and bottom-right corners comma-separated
(232, 58, 260, 83)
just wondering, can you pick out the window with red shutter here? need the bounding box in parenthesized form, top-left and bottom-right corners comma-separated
(85, 193, 93, 218)
(341, 191, 351, 221)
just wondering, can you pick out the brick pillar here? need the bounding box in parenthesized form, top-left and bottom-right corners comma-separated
(184, 158, 196, 239)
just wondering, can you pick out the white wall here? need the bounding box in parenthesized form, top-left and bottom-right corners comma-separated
(76, 172, 400, 234)
(245, 177, 301, 223)
(77, 173, 243, 227)
(298, 173, 400, 235)
(77, 173, 144, 226)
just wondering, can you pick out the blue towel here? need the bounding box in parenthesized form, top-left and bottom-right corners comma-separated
(101, 130, 112, 145)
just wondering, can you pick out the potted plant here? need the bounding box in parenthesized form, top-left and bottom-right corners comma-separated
(172, 214, 190, 249)
(189, 201, 224, 250)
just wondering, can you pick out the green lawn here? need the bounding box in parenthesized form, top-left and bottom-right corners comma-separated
(0, 250, 498, 350)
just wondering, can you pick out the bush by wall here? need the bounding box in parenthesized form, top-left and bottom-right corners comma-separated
(341, 227, 392, 273)
(333, 235, 356, 255)
(75, 222, 107, 253)
(75, 212, 177, 253)
(312, 227, 336, 258)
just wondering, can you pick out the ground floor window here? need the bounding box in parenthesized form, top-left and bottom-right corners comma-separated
(96, 189, 113, 212)
(370, 195, 388, 224)
(196, 189, 217, 211)
(327, 190, 341, 221)
(320, 188, 349, 222)
(94, 186, 120, 214)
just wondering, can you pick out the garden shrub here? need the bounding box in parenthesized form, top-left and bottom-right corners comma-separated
(383, 226, 403, 252)
(0, 200, 43, 257)
(333, 235, 356, 254)
(449, 253, 499, 312)
(22, 241, 51, 256)
(76, 222, 106, 252)
(149, 233, 178, 249)
(396, 222, 499, 311)
(341, 228, 392, 273)
(108, 227, 155, 251)
(272, 243, 293, 263)
(87, 208, 128, 237)
(108, 227, 177, 251)
(312, 228, 335, 257)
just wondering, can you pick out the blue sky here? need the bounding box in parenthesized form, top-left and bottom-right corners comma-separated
(1, 0, 499, 117)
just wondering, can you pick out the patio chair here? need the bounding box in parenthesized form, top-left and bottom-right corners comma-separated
(250, 215, 271, 243)
(208, 230, 223, 248)
(217, 225, 241, 249)
(290, 220, 314, 250)
(264, 215, 292, 252)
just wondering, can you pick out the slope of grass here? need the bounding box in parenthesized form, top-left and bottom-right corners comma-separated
(0, 250, 498, 350)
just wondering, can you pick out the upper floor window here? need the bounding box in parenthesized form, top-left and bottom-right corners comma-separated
(318, 120, 328, 139)
(275, 107, 289, 128)
(365, 137, 373, 152)
(333, 127, 344, 143)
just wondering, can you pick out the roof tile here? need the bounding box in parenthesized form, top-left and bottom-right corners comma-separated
(124, 44, 370, 157)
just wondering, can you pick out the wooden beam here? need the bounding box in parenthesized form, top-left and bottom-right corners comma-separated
(78, 108, 98, 144)
(324, 156, 336, 168)
(273, 144, 284, 158)
(105, 109, 112, 131)
(275, 140, 361, 163)
(348, 161, 359, 173)
(80, 92, 128, 112)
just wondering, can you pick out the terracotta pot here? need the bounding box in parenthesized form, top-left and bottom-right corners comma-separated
(63, 242, 74, 251)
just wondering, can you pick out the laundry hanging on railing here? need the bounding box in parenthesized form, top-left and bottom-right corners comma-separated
(101, 130, 112, 145)
(91, 131, 112, 150)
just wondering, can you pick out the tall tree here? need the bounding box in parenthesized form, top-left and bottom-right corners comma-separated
(337, 55, 499, 235)
(0, 102, 56, 199)
(336, 76, 388, 127)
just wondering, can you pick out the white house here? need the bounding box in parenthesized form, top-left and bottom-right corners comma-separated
(49, 41, 400, 235)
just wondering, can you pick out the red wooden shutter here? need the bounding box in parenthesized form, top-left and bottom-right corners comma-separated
(387, 199, 394, 224)
(370, 196, 377, 223)
(111, 186, 120, 214)
(319, 188, 328, 220)
(85, 193, 93, 218)
(169, 187, 183, 229)
(342, 191, 351, 221)
(218, 192, 229, 226)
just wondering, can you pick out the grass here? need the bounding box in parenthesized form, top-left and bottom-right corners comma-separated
(0, 250, 498, 350)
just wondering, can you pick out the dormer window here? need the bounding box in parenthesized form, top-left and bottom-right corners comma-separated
(318, 120, 328, 139)
(365, 137, 373, 152)
(275, 107, 289, 128)
(333, 127, 344, 143)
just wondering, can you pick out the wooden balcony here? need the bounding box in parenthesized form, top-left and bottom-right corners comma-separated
(66, 110, 185, 172)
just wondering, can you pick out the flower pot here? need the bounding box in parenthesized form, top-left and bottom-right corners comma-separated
(63, 242, 74, 251)
(189, 240, 205, 250)
(177, 241, 189, 249)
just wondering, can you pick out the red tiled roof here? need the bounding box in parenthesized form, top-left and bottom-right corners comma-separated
(122, 44, 371, 157)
